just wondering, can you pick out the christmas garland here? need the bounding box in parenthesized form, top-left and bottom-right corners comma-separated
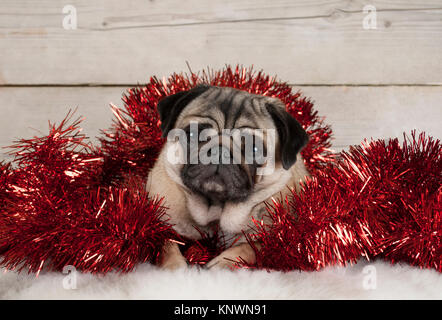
(0, 66, 440, 274)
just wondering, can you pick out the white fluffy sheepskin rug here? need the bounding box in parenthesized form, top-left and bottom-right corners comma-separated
(1, 260, 441, 299)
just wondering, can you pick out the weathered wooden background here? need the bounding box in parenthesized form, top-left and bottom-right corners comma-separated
(1, 0, 441, 160)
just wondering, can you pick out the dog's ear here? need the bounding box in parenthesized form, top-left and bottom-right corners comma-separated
(157, 85, 210, 138)
(266, 100, 309, 170)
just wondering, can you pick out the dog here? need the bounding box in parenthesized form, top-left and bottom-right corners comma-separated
(146, 85, 309, 269)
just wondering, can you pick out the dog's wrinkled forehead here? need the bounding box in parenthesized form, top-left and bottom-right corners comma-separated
(157, 85, 309, 170)
(175, 86, 279, 131)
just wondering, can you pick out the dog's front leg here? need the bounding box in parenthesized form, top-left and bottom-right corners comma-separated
(159, 240, 188, 270)
(206, 242, 258, 270)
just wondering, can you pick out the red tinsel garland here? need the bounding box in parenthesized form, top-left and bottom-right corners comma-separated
(0, 66, 440, 274)
(249, 132, 441, 271)
(0, 113, 176, 274)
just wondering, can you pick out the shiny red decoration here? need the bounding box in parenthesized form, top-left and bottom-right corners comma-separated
(249, 132, 441, 271)
(0, 66, 440, 274)
(0, 113, 176, 274)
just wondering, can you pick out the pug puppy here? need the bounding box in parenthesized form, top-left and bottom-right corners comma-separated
(146, 85, 309, 269)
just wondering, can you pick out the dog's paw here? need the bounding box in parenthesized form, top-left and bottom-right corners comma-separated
(206, 254, 239, 270)
(206, 243, 256, 270)
(160, 255, 188, 270)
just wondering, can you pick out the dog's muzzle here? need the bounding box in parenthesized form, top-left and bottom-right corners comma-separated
(181, 146, 255, 203)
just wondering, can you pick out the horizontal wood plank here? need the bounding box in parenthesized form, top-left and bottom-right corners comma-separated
(0, 86, 440, 162)
(0, 0, 441, 85)
(299, 86, 442, 149)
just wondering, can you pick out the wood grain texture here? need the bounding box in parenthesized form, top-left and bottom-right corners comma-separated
(1, 86, 440, 162)
(0, 87, 120, 161)
(299, 86, 442, 149)
(0, 0, 441, 85)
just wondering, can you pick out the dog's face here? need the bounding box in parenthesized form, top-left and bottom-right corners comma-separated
(157, 85, 308, 205)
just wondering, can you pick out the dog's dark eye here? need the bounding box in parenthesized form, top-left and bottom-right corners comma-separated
(241, 133, 266, 165)
(252, 138, 266, 163)
(184, 123, 213, 142)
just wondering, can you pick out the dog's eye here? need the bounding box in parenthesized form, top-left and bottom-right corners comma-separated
(252, 143, 267, 166)
(252, 143, 264, 158)
(241, 134, 266, 165)
(184, 123, 214, 143)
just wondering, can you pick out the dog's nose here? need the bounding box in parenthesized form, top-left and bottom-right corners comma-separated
(186, 163, 217, 178)
(212, 145, 231, 165)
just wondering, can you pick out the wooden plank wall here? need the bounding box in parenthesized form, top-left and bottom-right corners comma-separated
(0, 0, 441, 161)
